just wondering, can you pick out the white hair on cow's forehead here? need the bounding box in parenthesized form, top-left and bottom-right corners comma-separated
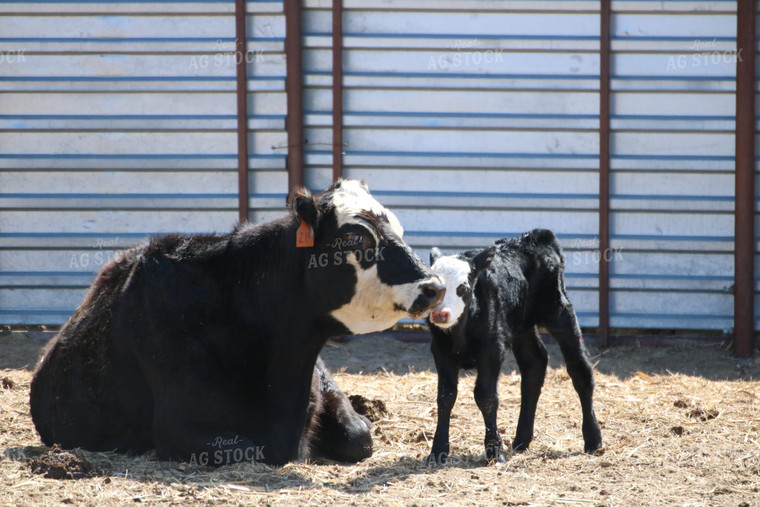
(330, 179, 404, 238)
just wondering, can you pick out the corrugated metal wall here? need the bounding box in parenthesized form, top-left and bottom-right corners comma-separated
(609, 1, 736, 330)
(304, 0, 602, 326)
(0, 0, 751, 333)
(245, 1, 289, 221)
(300, 0, 740, 330)
(0, 1, 287, 324)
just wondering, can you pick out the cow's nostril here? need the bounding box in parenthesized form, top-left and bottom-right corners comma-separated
(421, 281, 445, 303)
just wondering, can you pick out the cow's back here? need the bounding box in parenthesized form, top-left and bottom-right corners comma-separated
(30, 248, 155, 453)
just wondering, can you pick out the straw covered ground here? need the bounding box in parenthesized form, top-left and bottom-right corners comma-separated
(1, 330, 758, 506)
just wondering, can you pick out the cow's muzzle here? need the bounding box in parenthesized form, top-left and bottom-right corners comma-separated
(408, 279, 446, 318)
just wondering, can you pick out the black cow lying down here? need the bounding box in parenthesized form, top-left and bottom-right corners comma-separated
(426, 229, 602, 464)
(31, 179, 445, 466)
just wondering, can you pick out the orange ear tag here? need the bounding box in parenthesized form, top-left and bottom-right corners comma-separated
(296, 218, 314, 247)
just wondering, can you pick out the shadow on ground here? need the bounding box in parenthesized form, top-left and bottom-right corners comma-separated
(3, 444, 316, 492)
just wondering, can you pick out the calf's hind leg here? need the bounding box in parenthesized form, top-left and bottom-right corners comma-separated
(511, 327, 548, 452)
(544, 299, 602, 453)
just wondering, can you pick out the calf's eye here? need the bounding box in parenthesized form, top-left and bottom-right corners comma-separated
(456, 284, 470, 298)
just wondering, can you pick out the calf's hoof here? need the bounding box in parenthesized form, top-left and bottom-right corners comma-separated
(511, 440, 530, 453)
(584, 437, 603, 455)
(426, 451, 448, 466)
(583, 423, 603, 454)
(485, 446, 507, 464)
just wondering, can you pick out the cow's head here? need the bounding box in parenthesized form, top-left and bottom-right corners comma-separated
(427, 245, 496, 330)
(290, 179, 445, 334)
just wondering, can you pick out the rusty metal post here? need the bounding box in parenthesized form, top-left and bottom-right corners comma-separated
(734, 0, 756, 358)
(284, 0, 305, 191)
(598, 0, 611, 347)
(332, 0, 343, 182)
(235, 0, 249, 222)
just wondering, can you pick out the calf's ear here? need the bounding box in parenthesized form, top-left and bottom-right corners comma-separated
(288, 187, 320, 229)
(472, 245, 496, 275)
(429, 247, 442, 265)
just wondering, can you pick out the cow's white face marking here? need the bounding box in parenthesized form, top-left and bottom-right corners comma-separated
(327, 180, 442, 334)
(330, 254, 442, 334)
(429, 255, 471, 329)
(331, 179, 404, 240)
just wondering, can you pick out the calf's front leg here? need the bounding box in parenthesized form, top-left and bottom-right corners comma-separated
(427, 341, 459, 465)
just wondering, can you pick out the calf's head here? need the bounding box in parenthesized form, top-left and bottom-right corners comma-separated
(427, 245, 496, 330)
(291, 179, 445, 334)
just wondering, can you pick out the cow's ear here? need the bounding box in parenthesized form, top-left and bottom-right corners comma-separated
(288, 187, 319, 229)
(472, 245, 496, 275)
(429, 247, 442, 265)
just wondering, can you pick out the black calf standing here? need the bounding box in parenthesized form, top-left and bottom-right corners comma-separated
(426, 229, 602, 464)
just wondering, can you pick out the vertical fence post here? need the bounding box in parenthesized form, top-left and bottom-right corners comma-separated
(235, 0, 249, 222)
(598, 0, 611, 347)
(285, 0, 305, 190)
(734, 1, 757, 358)
(332, 0, 344, 183)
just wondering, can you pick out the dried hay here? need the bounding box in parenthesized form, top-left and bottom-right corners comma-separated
(1, 334, 758, 506)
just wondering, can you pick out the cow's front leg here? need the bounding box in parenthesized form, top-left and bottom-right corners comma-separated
(427, 340, 459, 465)
(474, 355, 506, 464)
(306, 358, 373, 463)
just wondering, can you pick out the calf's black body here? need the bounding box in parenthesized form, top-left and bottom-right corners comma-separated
(427, 229, 602, 464)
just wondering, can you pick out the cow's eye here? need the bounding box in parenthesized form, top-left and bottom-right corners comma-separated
(343, 232, 368, 248)
(456, 284, 471, 298)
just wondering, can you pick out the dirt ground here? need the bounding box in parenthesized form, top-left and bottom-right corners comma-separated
(1, 329, 758, 506)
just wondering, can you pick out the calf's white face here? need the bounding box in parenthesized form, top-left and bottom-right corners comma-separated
(429, 255, 472, 329)
(427, 245, 495, 330)
(326, 180, 445, 335)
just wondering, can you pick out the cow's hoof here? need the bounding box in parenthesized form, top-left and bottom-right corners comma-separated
(426, 451, 447, 466)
